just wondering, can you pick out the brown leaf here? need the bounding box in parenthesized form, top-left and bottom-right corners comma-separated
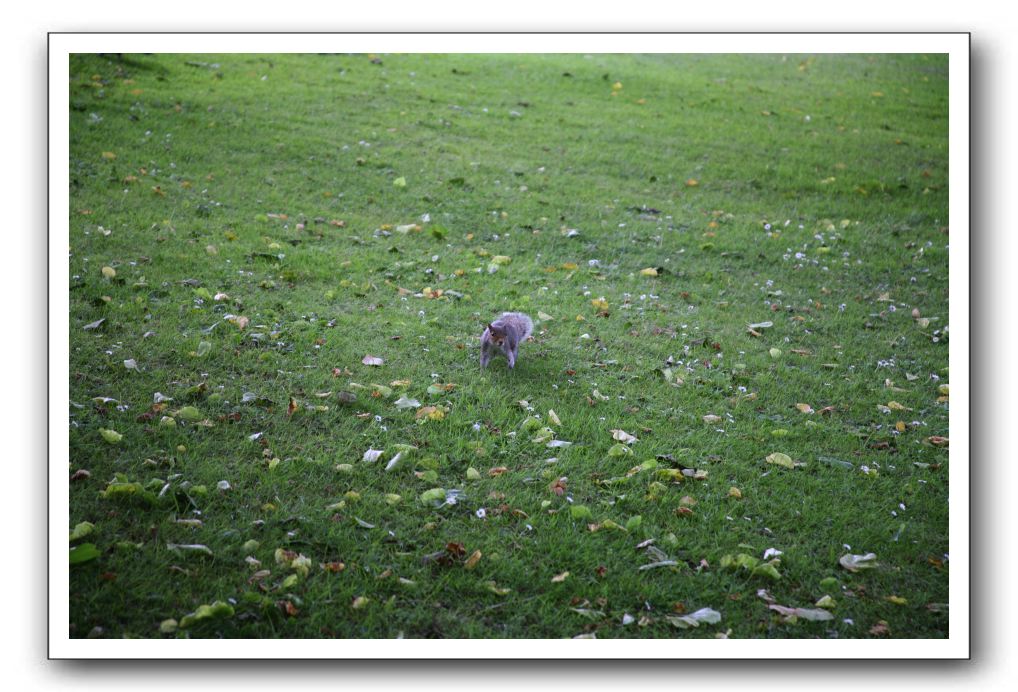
(869, 620, 890, 636)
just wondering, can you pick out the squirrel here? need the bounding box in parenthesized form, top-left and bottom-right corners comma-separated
(480, 312, 533, 370)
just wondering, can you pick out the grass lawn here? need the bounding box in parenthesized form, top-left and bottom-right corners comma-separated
(66, 52, 951, 639)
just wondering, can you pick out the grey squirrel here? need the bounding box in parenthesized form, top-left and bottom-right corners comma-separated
(480, 312, 533, 369)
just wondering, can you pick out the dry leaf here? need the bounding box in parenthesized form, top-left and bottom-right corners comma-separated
(611, 429, 638, 444)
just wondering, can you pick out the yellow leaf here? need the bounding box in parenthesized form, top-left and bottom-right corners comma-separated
(728, 487, 742, 499)
(887, 401, 912, 411)
(551, 571, 570, 583)
(895, 421, 906, 433)
(795, 403, 814, 414)
(464, 550, 482, 570)
(766, 452, 795, 469)
(416, 405, 447, 422)
(685, 178, 699, 187)
(101, 151, 117, 160)
(485, 581, 511, 596)
(591, 297, 609, 311)
(640, 267, 659, 276)
(101, 266, 116, 279)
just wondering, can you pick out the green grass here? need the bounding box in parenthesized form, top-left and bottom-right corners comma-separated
(67, 52, 950, 639)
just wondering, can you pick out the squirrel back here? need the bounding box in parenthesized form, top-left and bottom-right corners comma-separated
(491, 312, 533, 340)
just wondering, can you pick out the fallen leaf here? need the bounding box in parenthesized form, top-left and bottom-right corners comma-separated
(666, 607, 721, 629)
(839, 552, 878, 572)
(69, 522, 95, 542)
(765, 452, 795, 469)
(98, 428, 122, 444)
(819, 456, 854, 470)
(416, 405, 447, 421)
(611, 429, 638, 444)
(69, 543, 101, 565)
(570, 505, 593, 520)
(464, 550, 482, 570)
(362, 355, 384, 366)
(485, 581, 511, 596)
(768, 604, 834, 622)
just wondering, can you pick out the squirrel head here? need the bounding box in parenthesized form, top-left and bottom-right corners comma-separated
(486, 323, 506, 345)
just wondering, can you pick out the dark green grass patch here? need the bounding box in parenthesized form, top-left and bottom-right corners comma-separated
(68, 53, 950, 639)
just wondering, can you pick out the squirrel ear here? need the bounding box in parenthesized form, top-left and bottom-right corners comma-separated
(487, 323, 495, 332)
